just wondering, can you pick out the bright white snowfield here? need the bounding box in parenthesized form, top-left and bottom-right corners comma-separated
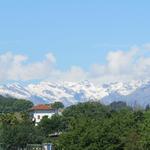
(0, 80, 150, 107)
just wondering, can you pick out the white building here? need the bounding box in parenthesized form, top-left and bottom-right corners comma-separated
(30, 104, 57, 125)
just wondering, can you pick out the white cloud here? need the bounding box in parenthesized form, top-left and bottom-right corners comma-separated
(88, 46, 150, 84)
(0, 45, 150, 84)
(0, 52, 56, 81)
(45, 53, 56, 63)
(59, 66, 88, 82)
(106, 47, 138, 74)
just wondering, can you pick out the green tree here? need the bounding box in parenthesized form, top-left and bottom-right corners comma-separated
(0, 96, 33, 113)
(0, 113, 43, 149)
(38, 115, 65, 142)
(55, 102, 145, 150)
(52, 102, 64, 110)
(12, 99, 33, 112)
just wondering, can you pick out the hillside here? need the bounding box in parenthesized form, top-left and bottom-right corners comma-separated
(0, 95, 33, 113)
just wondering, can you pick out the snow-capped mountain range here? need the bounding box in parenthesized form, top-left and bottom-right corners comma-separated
(0, 80, 150, 107)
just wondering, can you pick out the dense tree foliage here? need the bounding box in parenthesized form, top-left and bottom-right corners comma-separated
(37, 115, 65, 142)
(2, 99, 150, 149)
(0, 95, 33, 113)
(54, 102, 149, 150)
(0, 113, 43, 149)
(52, 102, 64, 110)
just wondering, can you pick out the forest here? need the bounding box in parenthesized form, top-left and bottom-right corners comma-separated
(1, 96, 150, 150)
(0, 95, 33, 113)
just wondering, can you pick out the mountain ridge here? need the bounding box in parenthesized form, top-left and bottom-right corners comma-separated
(0, 80, 150, 107)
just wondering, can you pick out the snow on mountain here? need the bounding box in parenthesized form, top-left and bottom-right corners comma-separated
(102, 80, 147, 95)
(0, 80, 150, 107)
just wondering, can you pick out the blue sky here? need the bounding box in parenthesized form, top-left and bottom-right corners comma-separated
(0, 1, 150, 84)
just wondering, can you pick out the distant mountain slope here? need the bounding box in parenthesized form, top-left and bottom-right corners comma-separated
(0, 80, 150, 107)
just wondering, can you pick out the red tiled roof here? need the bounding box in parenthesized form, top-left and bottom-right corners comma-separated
(30, 104, 53, 111)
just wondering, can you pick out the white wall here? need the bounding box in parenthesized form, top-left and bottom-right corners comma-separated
(32, 110, 56, 125)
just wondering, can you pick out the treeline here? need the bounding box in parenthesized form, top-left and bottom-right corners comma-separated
(1, 100, 150, 149)
(38, 102, 150, 150)
(0, 95, 33, 113)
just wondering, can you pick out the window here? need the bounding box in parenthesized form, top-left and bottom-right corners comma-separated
(37, 115, 40, 120)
